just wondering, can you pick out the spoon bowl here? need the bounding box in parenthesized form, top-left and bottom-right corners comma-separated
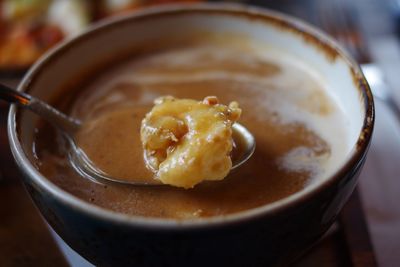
(0, 83, 255, 186)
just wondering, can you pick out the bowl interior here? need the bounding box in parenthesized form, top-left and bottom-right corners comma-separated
(10, 5, 371, 224)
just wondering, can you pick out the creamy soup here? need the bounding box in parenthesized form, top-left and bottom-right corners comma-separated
(33, 37, 349, 219)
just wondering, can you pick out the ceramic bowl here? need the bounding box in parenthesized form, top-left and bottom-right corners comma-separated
(8, 4, 374, 266)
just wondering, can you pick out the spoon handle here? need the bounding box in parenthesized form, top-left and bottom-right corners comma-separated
(0, 83, 80, 135)
(0, 83, 31, 105)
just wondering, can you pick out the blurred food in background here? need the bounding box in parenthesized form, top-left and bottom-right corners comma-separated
(0, 0, 201, 70)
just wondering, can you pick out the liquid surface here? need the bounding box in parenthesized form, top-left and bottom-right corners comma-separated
(33, 40, 349, 219)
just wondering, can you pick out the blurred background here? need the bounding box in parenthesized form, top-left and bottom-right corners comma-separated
(1, 0, 400, 266)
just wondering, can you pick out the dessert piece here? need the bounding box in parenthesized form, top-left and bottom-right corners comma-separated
(141, 96, 241, 188)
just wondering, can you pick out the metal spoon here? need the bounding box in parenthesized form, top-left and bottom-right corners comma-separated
(1, 84, 256, 186)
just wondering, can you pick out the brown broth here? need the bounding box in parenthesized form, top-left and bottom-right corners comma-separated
(33, 43, 334, 219)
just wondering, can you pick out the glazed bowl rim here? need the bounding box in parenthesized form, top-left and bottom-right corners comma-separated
(7, 3, 374, 229)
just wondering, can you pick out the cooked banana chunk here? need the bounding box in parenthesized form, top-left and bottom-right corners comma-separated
(141, 96, 241, 189)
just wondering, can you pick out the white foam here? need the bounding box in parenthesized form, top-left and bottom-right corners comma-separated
(251, 47, 350, 182)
